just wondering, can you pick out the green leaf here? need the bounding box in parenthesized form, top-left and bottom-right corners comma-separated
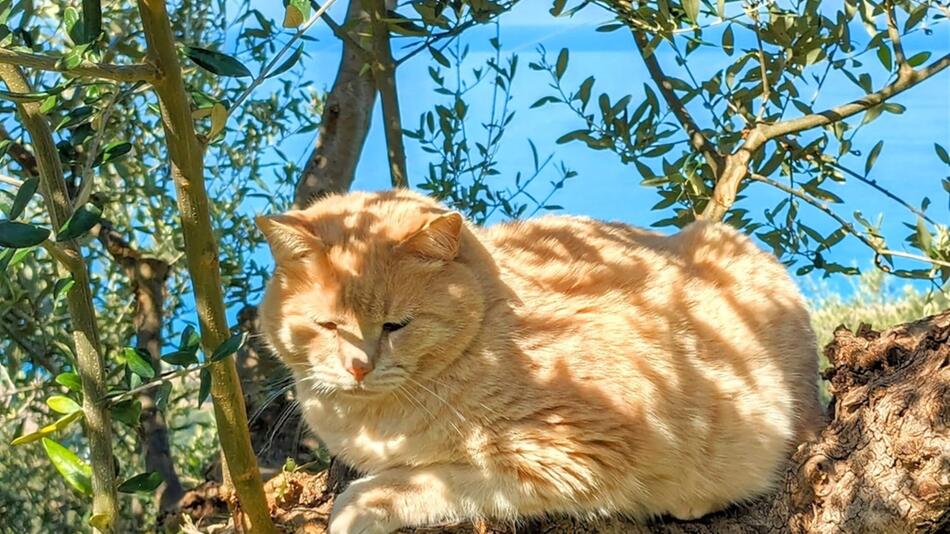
(92, 141, 132, 167)
(47, 395, 81, 414)
(112, 399, 142, 427)
(8, 177, 38, 220)
(184, 46, 252, 78)
(55, 104, 94, 131)
(63, 6, 83, 44)
(429, 46, 450, 68)
(876, 44, 892, 71)
(550, 0, 567, 17)
(55, 372, 82, 393)
(161, 350, 198, 366)
(198, 368, 212, 407)
(0, 221, 50, 248)
(907, 51, 930, 67)
(154, 381, 172, 411)
(935, 143, 950, 165)
(11, 411, 82, 446)
(56, 203, 102, 241)
(722, 25, 734, 56)
(266, 45, 304, 79)
(117, 472, 163, 493)
(81, 0, 102, 43)
(865, 140, 883, 175)
(179, 325, 201, 352)
(916, 217, 932, 251)
(683, 0, 699, 22)
(555, 48, 568, 80)
(42, 438, 92, 495)
(122, 347, 156, 379)
(0, 89, 50, 103)
(211, 332, 247, 362)
(283, 0, 310, 28)
(53, 277, 75, 303)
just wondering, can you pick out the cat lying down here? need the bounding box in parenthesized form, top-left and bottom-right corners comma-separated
(257, 190, 823, 534)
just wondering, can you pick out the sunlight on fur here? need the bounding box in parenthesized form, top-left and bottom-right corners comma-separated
(256, 190, 824, 534)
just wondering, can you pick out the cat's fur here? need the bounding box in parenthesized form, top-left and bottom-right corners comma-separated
(257, 190, 823, 534)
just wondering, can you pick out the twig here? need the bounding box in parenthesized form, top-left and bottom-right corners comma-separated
(632, 30, 723, 177)
(0, 174, 24, 187)
(827, 161, 936, 226)
(226, 0, 339, 124)
(761, 53, 950, 139)
(0, 48, 157, 82)
(885, 0, 910, 75)
(749, 173, 949, 270)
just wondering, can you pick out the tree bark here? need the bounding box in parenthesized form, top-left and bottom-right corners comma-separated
(180, 310, 950, 533)
(293, 0, 377, 208)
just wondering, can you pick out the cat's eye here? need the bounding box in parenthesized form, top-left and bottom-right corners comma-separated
(382, 319, 411, 333)
(316, 321, 337, 331)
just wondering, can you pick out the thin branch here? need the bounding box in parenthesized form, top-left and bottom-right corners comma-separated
(751, 12, 771, 123)
(827, 161, 936, 226)
(761, 53, 950, 140)
(749, 173, 950, 270)
(226, 0, 339, 124)
(0, 48, 158, 82)
(369, 0, 408, 187)
(885, 0, 910, 75)
(631, 30, 724, 177)
(0, 174, 24, 187)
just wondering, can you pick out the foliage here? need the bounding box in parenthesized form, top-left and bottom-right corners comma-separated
(532, 0, 950, 282)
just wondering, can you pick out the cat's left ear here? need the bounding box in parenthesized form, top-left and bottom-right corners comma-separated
(255, 214, 324, 263)
(399, 212, 463, 261)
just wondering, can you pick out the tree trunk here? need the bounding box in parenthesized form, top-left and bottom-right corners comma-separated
(179, 310, 950, 533)
(293, 0, 376, 208)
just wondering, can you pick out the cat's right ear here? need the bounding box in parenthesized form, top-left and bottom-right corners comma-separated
(255, 214, 324, 263)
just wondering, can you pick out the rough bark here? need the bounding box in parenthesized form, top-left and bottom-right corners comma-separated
(293, 0, 376, 208)
(179, 310, 950, 533)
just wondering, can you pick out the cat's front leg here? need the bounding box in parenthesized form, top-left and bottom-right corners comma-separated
(328, 464, 521, 534)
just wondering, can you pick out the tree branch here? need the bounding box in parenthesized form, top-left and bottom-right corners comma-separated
(369, 0, 408, 188)
(294, 0, 377, 208)
(632, 30, 723, 177)
(885, 1, 910, 76)
(0, 63, 120, 533)
(0, 48, 158, 82)
(749, 173, 950, 270)
(134, 1, 277, 531)
(702, 53, 950, 221)
(761, 53, 950, 140)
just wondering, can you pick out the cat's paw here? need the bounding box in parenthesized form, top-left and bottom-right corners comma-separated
(328, 488, 399, 534)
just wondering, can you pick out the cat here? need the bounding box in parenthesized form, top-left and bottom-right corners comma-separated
(256, 189, 823, 534)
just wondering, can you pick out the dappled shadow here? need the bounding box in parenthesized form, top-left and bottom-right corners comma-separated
(258, 191, 828, 530)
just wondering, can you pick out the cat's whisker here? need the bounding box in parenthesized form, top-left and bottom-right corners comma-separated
(260, 398, 300, 457)
(403, 375, 467, 423)
(397, 385, 465, 440)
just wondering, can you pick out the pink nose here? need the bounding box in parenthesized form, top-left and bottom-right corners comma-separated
(346, 359, 374, 382)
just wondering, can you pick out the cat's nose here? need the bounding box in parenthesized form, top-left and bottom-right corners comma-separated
(345, 358, 374, 382)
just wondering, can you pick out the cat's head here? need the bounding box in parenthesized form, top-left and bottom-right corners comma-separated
(256, 191, 485, 397)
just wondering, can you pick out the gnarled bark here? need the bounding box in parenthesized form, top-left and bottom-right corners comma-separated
(181, 310, 950, 533)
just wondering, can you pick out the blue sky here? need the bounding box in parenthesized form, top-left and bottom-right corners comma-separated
(246, 0, 949, 296)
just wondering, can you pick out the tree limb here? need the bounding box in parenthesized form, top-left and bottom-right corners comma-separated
(0, 48, 158, 82)
(632, 30, 724, 178)
(760, 53, 950, 140)
(701, 53, 950, 221)
(134, 1, 276, 531)
(369, 0, 408, 188)
(0, 63, 120, 533)
(294, 0, 377, 208)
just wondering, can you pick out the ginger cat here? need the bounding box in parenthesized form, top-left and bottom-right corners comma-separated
(257, 190, 823, 534)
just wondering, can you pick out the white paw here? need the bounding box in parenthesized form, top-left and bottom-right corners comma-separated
(328, 491, 398, 534)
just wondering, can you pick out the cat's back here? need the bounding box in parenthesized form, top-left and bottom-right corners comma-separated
(482, 215, 800, 304)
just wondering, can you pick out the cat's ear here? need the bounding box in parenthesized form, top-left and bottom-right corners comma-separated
(399, 212, 463, 261)
(255, 214, 324, 262)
